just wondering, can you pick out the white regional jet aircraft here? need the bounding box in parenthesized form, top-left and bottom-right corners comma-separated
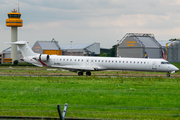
(8, 41, 179, 77)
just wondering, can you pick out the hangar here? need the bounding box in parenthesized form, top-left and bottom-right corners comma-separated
(32, 40, 62, 55)
(117, 33, 164, 58)
(60, 43, 100, 56)
(33, 40, 100, 56)
(1, 47, 22, 63)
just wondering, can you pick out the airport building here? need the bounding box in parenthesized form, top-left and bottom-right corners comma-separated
(60, 43, 100, 56)
(2, 47, 23, 64)
(6, 8, 23, 63)
(32, 40, 100, 56)
(166, 41, 180, 62)
(32, 39, 62, 55)
(117, 33, 164, 58)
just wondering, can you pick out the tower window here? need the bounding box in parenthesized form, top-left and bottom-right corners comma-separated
(8, 14, 21, 18)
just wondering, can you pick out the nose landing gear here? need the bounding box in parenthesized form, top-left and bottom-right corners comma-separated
(167, 72, 170, 77)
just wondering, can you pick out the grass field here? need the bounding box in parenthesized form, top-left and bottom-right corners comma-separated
(0, 75, 180, 119)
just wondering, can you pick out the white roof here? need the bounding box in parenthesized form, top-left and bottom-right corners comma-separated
(60, 43, 95, 50)
(136, 37, 160, 48)
(37, 41, 60, 50)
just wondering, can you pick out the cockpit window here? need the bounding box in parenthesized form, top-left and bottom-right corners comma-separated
(161, 62, 170, 64)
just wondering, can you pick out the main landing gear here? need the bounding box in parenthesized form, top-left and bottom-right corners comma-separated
(78, 71, 91, 76)
(86, 71, 91, 76)
(167, 72, 170, 77)
(78, 71, 83, 76)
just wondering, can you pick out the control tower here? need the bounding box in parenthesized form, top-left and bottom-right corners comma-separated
(6, 8, 23, 63)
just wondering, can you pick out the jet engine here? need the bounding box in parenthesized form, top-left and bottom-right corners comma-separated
(33, 54, 50, 61)
(39, 54, 50, 61)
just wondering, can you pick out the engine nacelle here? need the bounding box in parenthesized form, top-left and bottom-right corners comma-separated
(39, 54, 50, 61)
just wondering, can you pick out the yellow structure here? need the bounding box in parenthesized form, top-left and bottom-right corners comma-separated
(6, 9, 23, 63)
(3, 58, 12, 63)
(43, 50, 62, 55)
(6, 10, 23, 27)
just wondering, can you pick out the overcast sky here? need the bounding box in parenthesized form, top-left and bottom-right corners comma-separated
(1, 0, 180, 52)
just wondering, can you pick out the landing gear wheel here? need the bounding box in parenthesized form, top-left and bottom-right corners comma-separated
(86, 71, 91, 76)
(78, 71, 83, 76)
(167, 72, 170, 77)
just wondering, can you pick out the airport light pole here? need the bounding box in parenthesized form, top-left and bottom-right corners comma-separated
(117, 40, 119, 57)
(70, 41, 73, 56)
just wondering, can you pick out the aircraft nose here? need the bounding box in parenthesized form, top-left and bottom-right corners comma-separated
(169, 65, 179, 72)
(172, 65, 179, 71)
(175, 66, 179, 71)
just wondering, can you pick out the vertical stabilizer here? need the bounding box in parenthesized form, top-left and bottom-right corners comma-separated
(7, 41, 37, 57)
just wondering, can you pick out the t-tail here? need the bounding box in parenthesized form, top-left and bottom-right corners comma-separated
(6, 41, 38, 57)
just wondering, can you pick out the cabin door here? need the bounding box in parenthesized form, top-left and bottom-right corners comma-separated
(152, 61, 157, 70)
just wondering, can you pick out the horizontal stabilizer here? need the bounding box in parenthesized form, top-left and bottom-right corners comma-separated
(5, 41, 27, 45)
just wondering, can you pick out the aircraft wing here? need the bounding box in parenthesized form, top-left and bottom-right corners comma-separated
(51, 65, 106, 71)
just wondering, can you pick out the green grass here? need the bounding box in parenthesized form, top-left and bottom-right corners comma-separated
(0, 76, 180, 119)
